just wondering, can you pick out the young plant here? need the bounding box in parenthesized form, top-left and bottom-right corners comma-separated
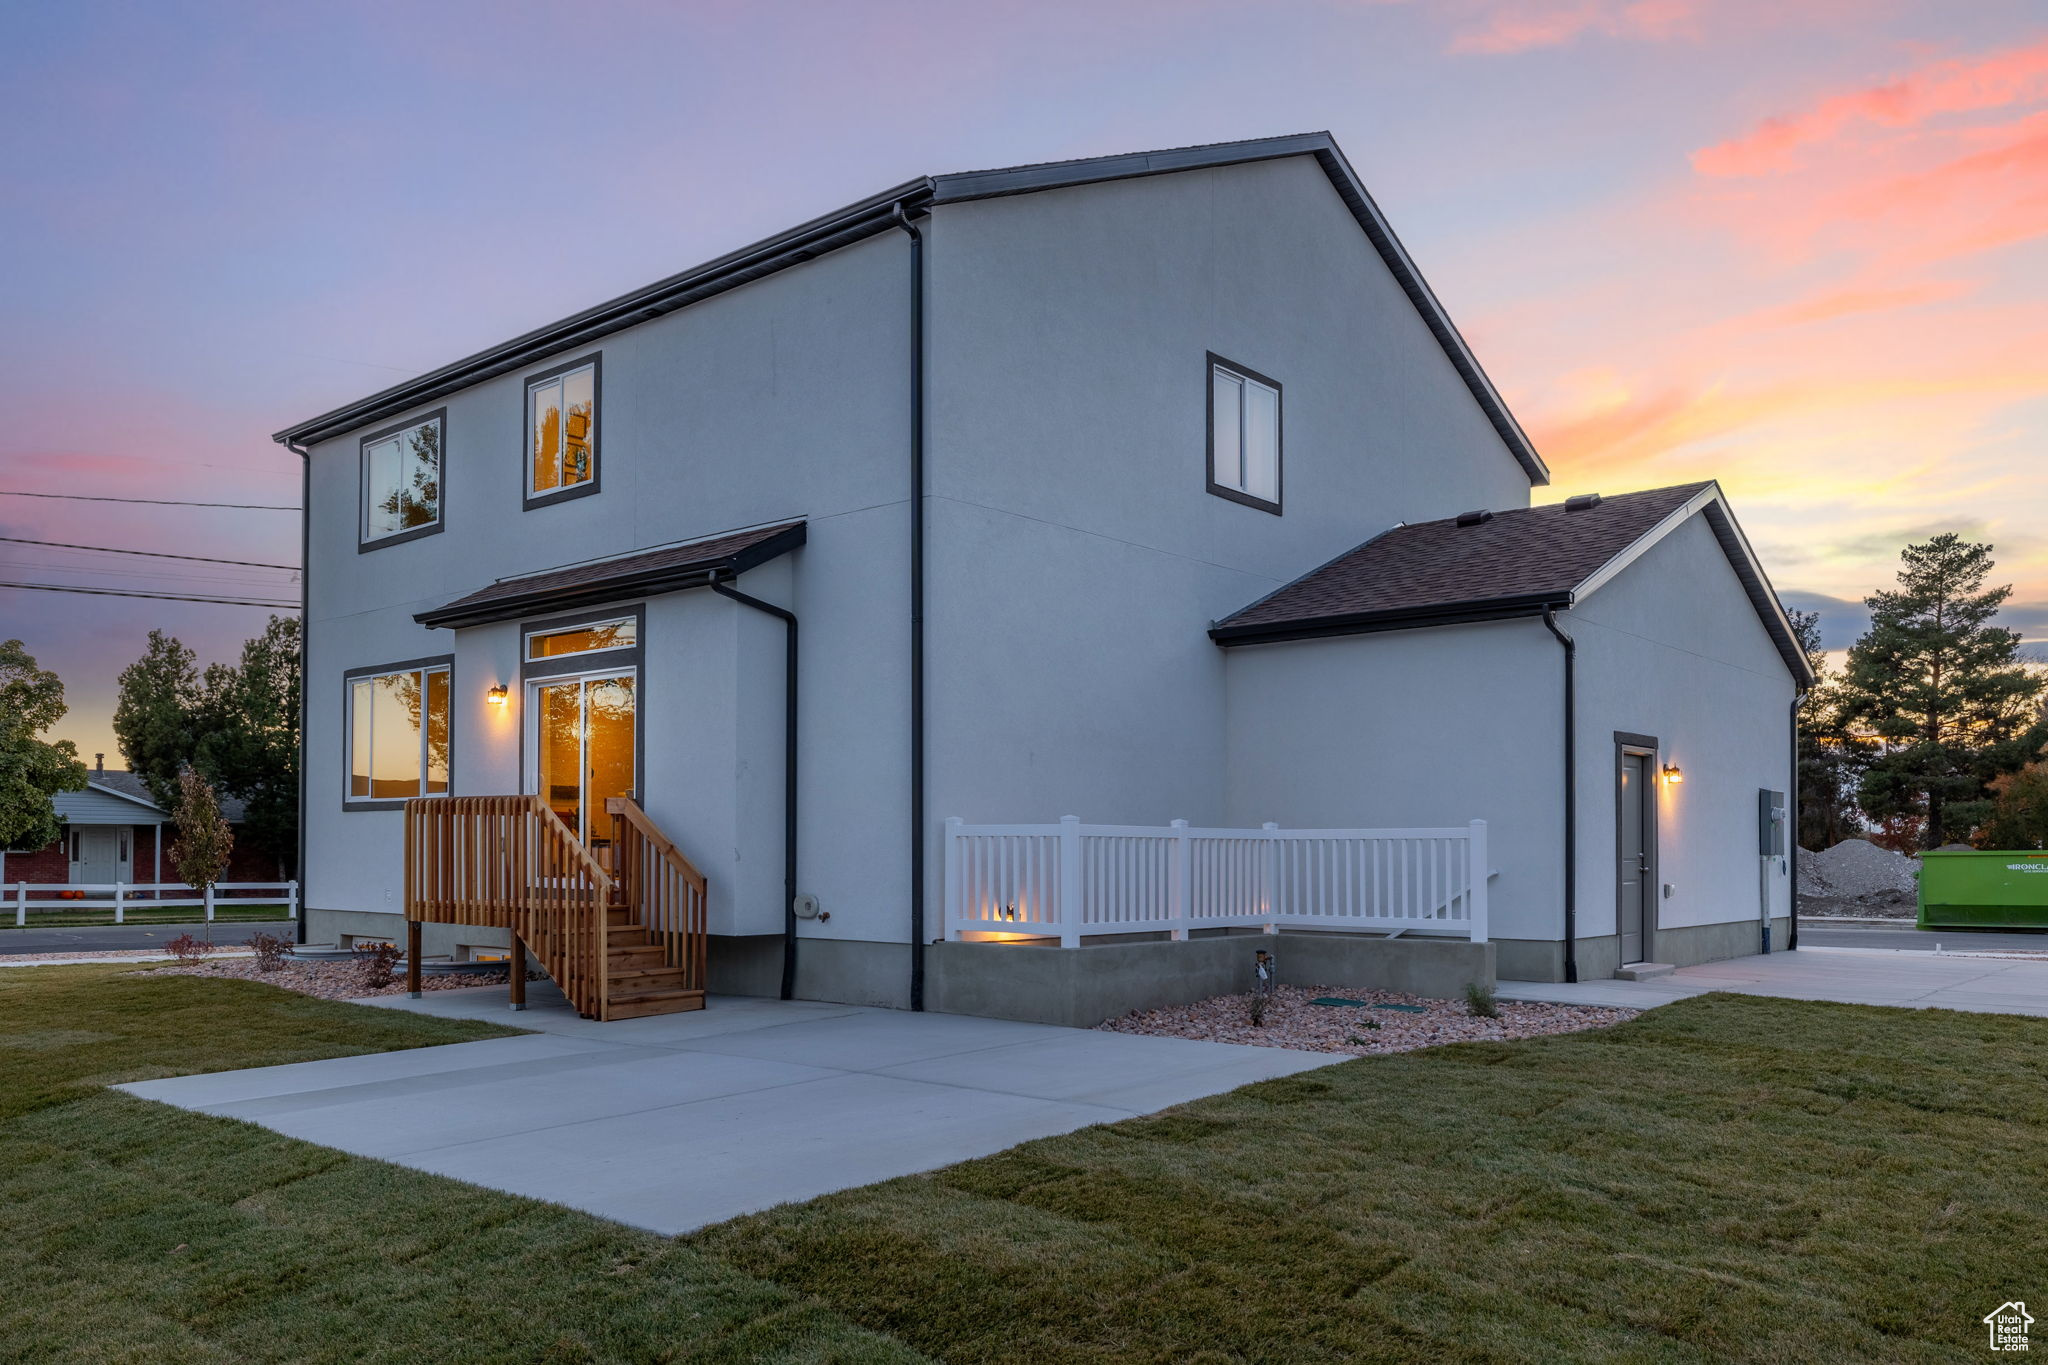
(1247, 992, 1269, 1027)
(243, 931, 291, 973)
(352, 940, 403, 989)
(1464, 982, 1500, 1019)
(163, 933, 215, 966)
(170, 765, 234, 893)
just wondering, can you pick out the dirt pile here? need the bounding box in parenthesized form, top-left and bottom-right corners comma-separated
(1798, 838, 1918, 917)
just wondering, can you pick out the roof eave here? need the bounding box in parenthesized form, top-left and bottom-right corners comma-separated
(275, 180, 935, 448)
(1210, 590, 1572, 646)
(413, 523, 806, 631)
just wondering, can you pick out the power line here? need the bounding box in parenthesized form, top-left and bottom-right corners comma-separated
(0, 536, 298, 570)
(0, 559, 296, 590)
(0, 490, 300, 511)
(0, 581, 300, 609)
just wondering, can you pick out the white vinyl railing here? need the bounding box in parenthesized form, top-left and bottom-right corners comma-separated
(943, 817, 1487, 947)
(8, 882, 299, 927)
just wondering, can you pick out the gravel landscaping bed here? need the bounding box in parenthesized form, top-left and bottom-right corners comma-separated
(147, 957, 539, 1002)
(1100, 985, 1637, 1056)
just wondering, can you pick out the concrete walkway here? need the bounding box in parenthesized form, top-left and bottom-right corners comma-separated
(118, 983, 1339, 1234)
(1500, 946, 2048, 1017)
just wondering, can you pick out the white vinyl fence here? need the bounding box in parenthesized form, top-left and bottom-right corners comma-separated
(943, 817, 1488, 947)
(9, 882, 299, 927)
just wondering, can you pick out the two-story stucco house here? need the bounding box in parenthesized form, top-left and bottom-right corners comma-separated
(275, 133, 1812, 1026)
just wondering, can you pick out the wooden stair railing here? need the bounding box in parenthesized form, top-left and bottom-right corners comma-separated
(404, 795, 707, 1021)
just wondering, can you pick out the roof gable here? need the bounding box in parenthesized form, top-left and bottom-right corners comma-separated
(1210, 482, 1816, 687)
(275, 133, 1545, 485)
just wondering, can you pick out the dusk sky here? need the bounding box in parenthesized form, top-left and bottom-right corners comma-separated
(5, 0, 2044, 765)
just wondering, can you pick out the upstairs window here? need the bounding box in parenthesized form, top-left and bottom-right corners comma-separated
(347, 661, 450, 803)
(1207, 355, 1281, 514)
(360, 411, 444, 547)
(526, 354, 600, 505)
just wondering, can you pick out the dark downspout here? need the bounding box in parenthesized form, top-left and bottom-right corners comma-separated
(1787, 690, 1802, 952)
(892, 202, 927, 1011)
(1541, 607, 1578, 984)
(711, 573, 799, 1001)
(286, 438, 311, 946)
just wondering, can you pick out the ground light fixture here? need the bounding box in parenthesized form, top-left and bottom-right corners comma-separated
(1662, 763, 1683, 784)
(487, 685, 509, 707)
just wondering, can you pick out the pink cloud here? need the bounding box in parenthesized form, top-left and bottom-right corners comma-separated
(1694, 37, 2048, 176)
(1447, 0, 1699, 55)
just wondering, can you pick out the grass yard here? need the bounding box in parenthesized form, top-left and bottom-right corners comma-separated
(4, 965, 2045, 1363)
(697, 993, 2048, 1363)
(1, 903, 291, 929)
(0, 965, 925, 1364)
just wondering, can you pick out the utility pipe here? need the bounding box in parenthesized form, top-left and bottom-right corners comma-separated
(285, 437, 311, 946)
(711, 573, 800, 1001)
(1541, 606, 1579, 984)
(1787, 690, 1803, 952)
(892, 201, 928, 1011)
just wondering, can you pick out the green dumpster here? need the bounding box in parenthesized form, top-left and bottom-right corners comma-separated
(1917, 850, 2048, 930)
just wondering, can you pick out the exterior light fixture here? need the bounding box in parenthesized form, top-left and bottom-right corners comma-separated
(487, 685, 509, 707)
(1662, 763, 1683, 784)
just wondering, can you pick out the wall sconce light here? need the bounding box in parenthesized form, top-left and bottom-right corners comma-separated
(486, 685, 509, 707)
(1661, 763, 1683, 785)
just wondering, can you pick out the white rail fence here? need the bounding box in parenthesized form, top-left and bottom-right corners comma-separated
(943, 817, 1487, 947)
(8, 882, 299, 927)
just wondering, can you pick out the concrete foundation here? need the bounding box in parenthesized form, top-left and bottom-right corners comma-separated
(1496, 917, 1791, 983)
(307, 908, 513, 960)
(927, 932, 1494, 1029)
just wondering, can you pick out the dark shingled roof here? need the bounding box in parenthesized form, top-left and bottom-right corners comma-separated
(1215, 484, 1709, 638)
(1211, 480, 1812, 684)
(414, 521, 805, 630)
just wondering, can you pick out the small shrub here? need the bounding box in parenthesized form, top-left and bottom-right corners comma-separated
(164, 933, 215, 966)
(244, 932, 291, 973)
(1247, 992, 1269, 1027)
(352, 940, 403, 989)
(1464, 982, 1500, 1019)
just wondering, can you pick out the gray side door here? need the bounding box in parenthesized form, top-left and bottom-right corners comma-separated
(1618, 753, 1650, 963)
(70, 826, 131, 886)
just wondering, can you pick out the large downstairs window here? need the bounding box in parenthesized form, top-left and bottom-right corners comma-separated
(360, 410, 444, 547)
(347, 661, 451, 804)
(526, 354, 600, 505)
(1207, 354, 1282, 514)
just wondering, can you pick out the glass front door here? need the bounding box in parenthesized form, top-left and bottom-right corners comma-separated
(533, 672, 636, 853)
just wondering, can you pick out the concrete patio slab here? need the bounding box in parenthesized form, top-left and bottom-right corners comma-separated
(1500, 946, 2048, 1017)
(117, 983, 1340, 1233)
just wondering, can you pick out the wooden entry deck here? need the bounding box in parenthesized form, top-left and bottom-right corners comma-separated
(404, 795, 707, 1020)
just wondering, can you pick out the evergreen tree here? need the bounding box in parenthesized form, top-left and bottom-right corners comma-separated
(1789, 610, 1860, 850)
(0, 640, 89, 852)
(1835, 533, 2047, 847)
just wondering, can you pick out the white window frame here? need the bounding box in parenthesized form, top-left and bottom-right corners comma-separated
(344, 660, 452, 808)
(1206, 354, 1282, 514)
(358, 410, 446, 548)
(523, 666, 638, 844)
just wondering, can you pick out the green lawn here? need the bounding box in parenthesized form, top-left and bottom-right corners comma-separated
(0, 966, 925, 1364)
(2, 904, 291, 929)
(5, 967, 2044, 1363)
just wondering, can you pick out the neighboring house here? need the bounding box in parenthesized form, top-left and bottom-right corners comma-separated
(274, 132, 1811, 1024)
(0, 757, 275, 890)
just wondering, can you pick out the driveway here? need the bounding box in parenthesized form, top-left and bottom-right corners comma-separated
(1796, 920, 2048, 955)
(1501, 946, 2048, 1017)
(118, 983, 1339, 1234)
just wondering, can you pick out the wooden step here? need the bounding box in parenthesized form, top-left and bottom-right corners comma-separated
(607, 987, 706, 1020)
(607, 965, 686, 987)
(608, 944, 667, 967)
